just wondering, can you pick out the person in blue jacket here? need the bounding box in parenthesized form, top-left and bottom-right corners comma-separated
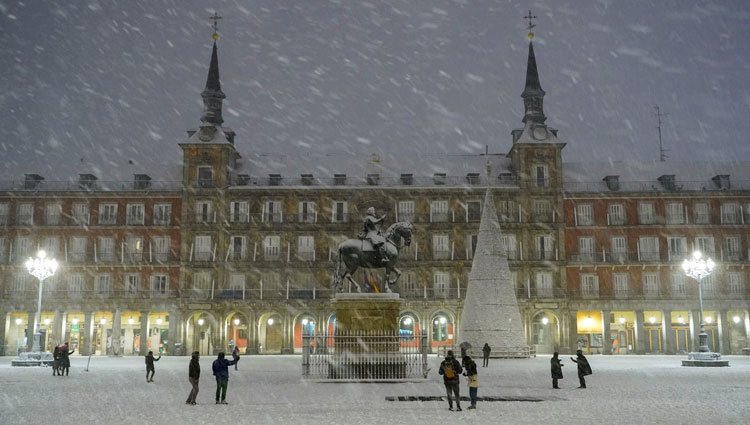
(212, 352, 238, 404)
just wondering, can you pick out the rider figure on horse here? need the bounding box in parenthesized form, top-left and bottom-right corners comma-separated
(361, 207, 388, 263)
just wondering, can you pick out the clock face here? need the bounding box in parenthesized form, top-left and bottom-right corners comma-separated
(532, 126, 547, 141)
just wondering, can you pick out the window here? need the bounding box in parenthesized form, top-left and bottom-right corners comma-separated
(670, 273, 687, 297)
(126, 203, 144, 225)
(263, 200, 282, 223)
(576, 204, 593, 226)
(397, 201, 415, 223)
(638, 202, 655, 224)
(537, 234, 553, 260)
(702, 275, 716, 295)
(195, 200, 214, 223)
(194, 235, 212, 261)
(639, 236, 659, 261)
(72, 203, 89, 225)
(125, 274, 141, 295)
(724, 236, 740, 261)
(68, 274, 84, 298)
(125, 236, 143, 262)
(535, 164, 548, 188)
(150, 274, 168, 297)
(578, 237, 594, 262)
(721, 202, 740, 224)
(197, 166, 213, 188)
(580, 274, 599, 298)
(535, 272, 553, 297)
(331, 201, 348, 223)
(99, 203, 117, 225)
(533, 200, 552, 222)
(69, 237, 87, 262)
(613, 273, 629, 297)
(229, 236, 246, 261)
(17, 203, 34, 225)
(263, 235, 281, 260)
(12, 272, 28, 293)
(0, 237, 6, 262)
(667, 236, 687, 260)
(15, 236, 31, 259)
(666, 202, 684, 224)
(608, 204, 625, 225)
(502, 234, 517, 259)
(432, 234, 450, 260)
(643, 273, 660, 297)
(466, 201, 481, 222)
(45, 203, 62, 225)
(229, 200, 249, 223)
(298, 201, 316, 223)
(0, 202, 8, 224)
(433, 271, 450, 297)
(95, 274, 112, 296)
(401, 272, 418, 295)
(192, 271, 211, 298)
(430, 200, 449, 222)
(695, 236, 715, 256)
(98, 237, 115, 261)
(728, 273, 744, 295)
(497, 200, 515, 222)
(611, 236, 627, 263)
(693, 203, 709, 224)
(228, 274, 245, 296)
(466, 234, 478, 259)
(41, 236, 60, 257)
(154, 203, 172, 225)
(153, 236, 170, 261)
(297, 235, 315, 261)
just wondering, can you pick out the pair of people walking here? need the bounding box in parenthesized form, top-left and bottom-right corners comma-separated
(53, 342, 74, 376)
(550, 350, 592, 389)
(439, 350, 480, 411)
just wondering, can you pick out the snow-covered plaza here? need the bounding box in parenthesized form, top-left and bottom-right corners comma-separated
(2, 354, 749, 424)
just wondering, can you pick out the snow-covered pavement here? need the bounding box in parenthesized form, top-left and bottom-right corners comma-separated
(2, 354, 749, 425)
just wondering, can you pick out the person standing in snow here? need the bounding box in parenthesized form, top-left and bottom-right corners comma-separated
(438, 350, 463, 411)
(60, 342, 74, 376)
(550, 352, 563, 389)
(462, 355, 479, 409)
(570, 349, 592, 388)
(212, 352, 237, 404)
(186, 351, 200, 405)
(231, 345, 240, 371)
(52, 345, 61, 376)
(482, 343, 491, 367)
(145, 350, 161, 383)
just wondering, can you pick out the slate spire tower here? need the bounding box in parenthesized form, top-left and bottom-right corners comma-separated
(201, 13, 226, 125)
(521, 10, 546, 125)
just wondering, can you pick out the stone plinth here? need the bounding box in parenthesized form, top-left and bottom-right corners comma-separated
(332, 293, 401, 336)
(682, 351, 730, 367)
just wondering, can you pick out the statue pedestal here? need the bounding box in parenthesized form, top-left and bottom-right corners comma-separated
(329, 293, 406, 379)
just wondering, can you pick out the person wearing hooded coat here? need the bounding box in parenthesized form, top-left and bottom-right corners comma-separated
(438, 350, 463, 411)
(212, 352, 237, 404)
(463, 355, 479, 409)
(550, 352, 563, 389)
(570, 349, 592, 388)
(186, 351, 200, 405)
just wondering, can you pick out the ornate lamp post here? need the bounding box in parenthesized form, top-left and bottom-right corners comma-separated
(25, 250, 58, 353)
(682, 251, 714, 353)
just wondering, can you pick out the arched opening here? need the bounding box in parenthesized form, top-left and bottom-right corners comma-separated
(186, 311, 216, 356)
(531, 311, 560, 354)
(399, 313, 420, 348)
(148, 312, 170, 355)
(226, 312, 249, 354)
(293, 314, 317, 353)
(258, 313, 283, 354)
(430, 311, 454, 351)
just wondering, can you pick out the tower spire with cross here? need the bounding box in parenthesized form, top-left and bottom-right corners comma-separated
(210, 11, 222, 41)
(200, 12, 225, 125)
(524, 9, 537, 39)
(521, 9, 546, 125)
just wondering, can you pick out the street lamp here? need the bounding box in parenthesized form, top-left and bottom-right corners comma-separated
(25, 250, 58, 353)
(682, 250, 715, 353)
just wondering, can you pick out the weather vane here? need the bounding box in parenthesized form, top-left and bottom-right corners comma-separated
(524, 9, 537, 40)
(210, 11, 222, 41)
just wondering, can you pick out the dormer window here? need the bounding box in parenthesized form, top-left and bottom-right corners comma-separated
(334, 174, 347, 186)
(712, 175, 730, 190)
(79, 174, 97, 189)
(433, 173, 446, 185)
(134, 174, 151, 190)
(301, 174, 314, 186)
(366, 173, 380, 186)
(466, 173, 480, 185)
(400, 174, 413, 185)
(236, 174, 250, 186)
(658, 175, 676, 191)
(603, 175, 620, 191)
(24, 174, 44, 190)
(269, 174, 282, 186)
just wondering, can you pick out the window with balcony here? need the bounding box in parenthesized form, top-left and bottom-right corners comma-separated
(196, 200, 215, 223)
(0, 237, 7, 263)
(701, 275, 716, 296)
(125, 236, 144, 262)
(497, 200, 515, 222)
(15, 236, 31, 259)
(432, 234, 450, 260)
(638, 202, 655, 224)
(638, 236, 660, 261)
(724, 236, 740, 261)
(41, 236, 60, 257)
(126, 203, 145, 225)
(466, 201, 481, 222)
(69, 237, 87, 262)
(97, 236, 115, 261)
(537, 234, 554, 260)
(720, 202, 740, 224)
(502, 234, 517, 259)
(433, 271, 450, 297)
(45, 203, 62, 225)
(263, 235, 281, 260)
(535, 272, 553, 297)
(331, 201, 348, 223)
(297, 235, 315, 261)
(12, 272, 28, 293)
(261, 272, 283, 297)
(68, 274, 84, 298)
(194, 235, 212, 261)
(608, 204, 625, 225)
(578, 237, 594, 262)
(298, 201, 317, 223)
(533, 200, 552, 222)
(125, 274, 140, 296)
(670, 273, 687, 297)
(430, 200, 449, 223)
(154, 203, 172, 225)
(466, 234, 478, 260)
(535, 164, 549, 188)
(228, 201, 249, 223)
(611, 236, 627, 263)
(401, 272, 418, 296)
(228, 274, 245, 299)
(229, 236, 246, 261)
(667, 236, 687, 260)
(263, 200, 282, 223)
(613, 273, 629, 298)
(643, 273, 660, 297)
(192, 271, 211, 298)
(728, 272, 745, 295)
(95, 274, 112, 296)
(666, 202, 685, 224)
(695, 236, 715, 257)
(99, 203, 117, 225)
(580, 274, 599, 298)
(0, 202, 8, 225)
(150, 274, 168, 297)
(197, 166, 213, 188)
(693, 202, 709, 224)
(72, 203, 89, 225)
(397, 201, 415, 223)
(576, 204, 593, 226)
(152, 236, 170, 262)
(17, 203, 34, 225)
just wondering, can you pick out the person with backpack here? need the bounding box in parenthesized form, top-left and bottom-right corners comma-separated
(212, 352, 238, 404)
(570, 349, 592, 388)
(462, 355, 479, 409)
(145, 350, 161, 383)
(438, 350, 463, 411)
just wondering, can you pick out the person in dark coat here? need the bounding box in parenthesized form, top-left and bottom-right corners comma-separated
(550, 352, 564, 389)
(438, 350, 463, 411)
(570, 349, 592, 388)
(145, 350, 161, 382)
(231, 346, 240, 371)
(60, 342, 74, 376)
(52, 346, 61, 376)
(482, 343, 491, 367)
(462, 355, 479, 409)
(212, 352, 237, 404)
(186, 351, 200, 405)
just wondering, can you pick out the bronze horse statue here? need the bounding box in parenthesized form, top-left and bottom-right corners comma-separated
(333, 221, 413, 293)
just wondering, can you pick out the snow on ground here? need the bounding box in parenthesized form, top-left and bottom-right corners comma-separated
(2, 354, 749, 425)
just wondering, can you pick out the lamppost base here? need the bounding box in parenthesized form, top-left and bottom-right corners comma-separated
(11, 350, 54, 367)
(682, 351, 729, 367)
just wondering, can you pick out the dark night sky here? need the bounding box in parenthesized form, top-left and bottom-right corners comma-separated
(1, 0, 750, 180)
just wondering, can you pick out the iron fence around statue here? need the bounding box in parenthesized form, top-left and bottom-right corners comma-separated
(302, 331, 429, 380)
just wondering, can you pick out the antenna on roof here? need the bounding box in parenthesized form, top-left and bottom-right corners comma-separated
(654, 104, 670, 162)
